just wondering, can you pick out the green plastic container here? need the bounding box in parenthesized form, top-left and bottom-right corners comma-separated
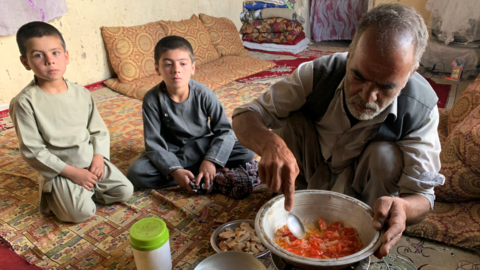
(130, 218, 169, 251)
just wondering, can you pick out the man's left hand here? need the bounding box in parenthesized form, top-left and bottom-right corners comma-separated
(372, 196, 408, 258)
(372, 194, 430, 258)
(89, 154, 105, 181)
(195, 160, 217, 189)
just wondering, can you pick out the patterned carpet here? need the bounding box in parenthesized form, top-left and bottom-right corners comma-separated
(0, 49, 479, 269)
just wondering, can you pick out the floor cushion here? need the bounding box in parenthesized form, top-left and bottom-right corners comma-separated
(447, 76, 480, 134)
(438, 108, 449, 145)
(435, 104, 480, 202)
(101, 22, 166, 82)
(159, 15, 219, 66)
(191, 56, 275, 90)
(405, 201, 480, 255)
(199, 13, 249, 57)
(104, 74, 163, 100)
(104, 56, 275, 100)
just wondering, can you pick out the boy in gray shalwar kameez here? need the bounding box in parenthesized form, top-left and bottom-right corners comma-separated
(127, 36, 256, 196)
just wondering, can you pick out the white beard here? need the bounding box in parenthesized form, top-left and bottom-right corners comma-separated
(345, 90, 400, 121)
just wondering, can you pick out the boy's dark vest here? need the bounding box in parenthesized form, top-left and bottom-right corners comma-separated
(300, 53, 438, 141)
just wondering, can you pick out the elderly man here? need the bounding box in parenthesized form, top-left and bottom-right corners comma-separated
(232, 3, 445, 257)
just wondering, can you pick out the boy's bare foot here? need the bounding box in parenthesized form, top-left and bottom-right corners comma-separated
(216, 167, 230, 173)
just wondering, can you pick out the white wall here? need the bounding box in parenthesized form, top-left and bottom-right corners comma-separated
(0, 0, 249, 104)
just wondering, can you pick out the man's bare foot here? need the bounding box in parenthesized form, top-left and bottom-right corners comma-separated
(216, 167, 230, 173)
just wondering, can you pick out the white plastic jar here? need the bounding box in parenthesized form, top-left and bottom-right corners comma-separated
(130, 217, 172, 270)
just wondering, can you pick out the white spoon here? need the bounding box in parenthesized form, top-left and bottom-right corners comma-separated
(286, 211, 306, 239)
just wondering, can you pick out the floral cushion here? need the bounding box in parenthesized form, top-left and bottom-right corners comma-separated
(405, 201, 480, 255)
(438, 108, 449, 145)
(198, 14, 249, 58)
(435, 104, 480, 202)
(192, 56, 275, 90)
(405, 74, 480, 254)
(101, 23, 166, 82)
(159, 15, 219, 66)
(105, 56, 275, 100)
(104, 75, 163, 100)
(447, 76, 480, 134)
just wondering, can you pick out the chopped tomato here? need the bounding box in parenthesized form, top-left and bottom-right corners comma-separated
(342, 227, 356, 236)
(318, 217, 327, 231)
(274, 219, 363, 259)
(328, 221, 342, 231)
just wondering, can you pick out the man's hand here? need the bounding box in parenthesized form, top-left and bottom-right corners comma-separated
(195, 160, 216, 190)
(68, 167, 98, 191)
(89, 154, 105, 181)
(372, 195, 429, 258)
(171, 169, 194, 192)
(232, 111, 299, 211)
(258, 138, 299, 211)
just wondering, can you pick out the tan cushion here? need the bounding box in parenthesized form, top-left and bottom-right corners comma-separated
(438, 108, 449, 145)
(191, 56, 275, 90)
(199, 13, 249, 57)
(435, 104, 480, 202)
(104, 75, 163, 100)
(448, 74, 480, 133)
(405, 201, 480, 254)
(105, 56, 275, 100)
(159, 15, 219, 66)
(101, 23, 166, 82)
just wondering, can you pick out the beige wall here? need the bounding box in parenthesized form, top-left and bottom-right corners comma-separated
(0, 0, 247, 105)
(373, 0, 431, 27)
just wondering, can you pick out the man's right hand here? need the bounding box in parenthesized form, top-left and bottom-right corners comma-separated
(258, 137, 299, 211)
(65, 166, 98, 191)
(170, 169, 194, 193)
(233, 111, 299, 211)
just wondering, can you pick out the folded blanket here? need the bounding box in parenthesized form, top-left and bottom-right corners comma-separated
(242, 27, 303, 44)
(240, 8, 305, 24)
(240, 18, 301, 34)
(244, 2, 288, 10)
(243, 35, 309, 54)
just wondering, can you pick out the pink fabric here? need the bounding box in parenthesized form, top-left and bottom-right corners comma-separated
(310, 0, 367, 42)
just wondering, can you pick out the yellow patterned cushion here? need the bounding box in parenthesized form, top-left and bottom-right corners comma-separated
(101, 23, 166, 82)
(199, 13, 249, 57)
(435, 104, 480, 202)
(159, 15, 219, 66)
(104, 75, 163, 100)
(448, 75, 480, 134)
(105, 56, 275, 100)
(438, 108, 449, 145)
(192, 56, 275, 91)
(405, 201, 480, 254)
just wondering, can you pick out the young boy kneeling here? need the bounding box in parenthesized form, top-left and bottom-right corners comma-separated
(128, 36, 257, 197)
(9, 22, 133, 223)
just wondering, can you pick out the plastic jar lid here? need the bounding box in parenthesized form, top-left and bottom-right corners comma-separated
(130, 218, 169, 251)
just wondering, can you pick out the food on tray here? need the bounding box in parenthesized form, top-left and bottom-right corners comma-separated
(274, 217, 363, 259)
(217, 222, 266, 255)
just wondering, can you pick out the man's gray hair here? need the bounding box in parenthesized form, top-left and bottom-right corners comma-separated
(348, 3, 429, 65)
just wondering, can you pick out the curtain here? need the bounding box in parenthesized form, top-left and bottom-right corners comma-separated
(310, 0, 367, 42)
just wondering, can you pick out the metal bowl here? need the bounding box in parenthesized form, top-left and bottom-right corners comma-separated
(255, 190, 383, 270)
(195, 251, 266, 270)
(210, 219, 270, 258)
